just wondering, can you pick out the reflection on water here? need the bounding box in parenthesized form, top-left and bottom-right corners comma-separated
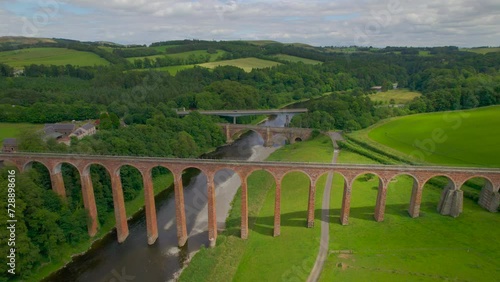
(44, 116, 291, 281)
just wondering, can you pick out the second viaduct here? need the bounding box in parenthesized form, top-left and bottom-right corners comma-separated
(1, 153, 499, 247)
(220, 123, 313, 146)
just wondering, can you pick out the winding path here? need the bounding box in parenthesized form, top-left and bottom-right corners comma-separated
(307, 132, 342, 282)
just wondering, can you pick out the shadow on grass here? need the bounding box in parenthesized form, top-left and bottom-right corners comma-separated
(222, 202, 441, 237)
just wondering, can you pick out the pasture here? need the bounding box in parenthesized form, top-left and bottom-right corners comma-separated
(319, 149, 500, 281)
(150, 45, 179, 52)
(461, 47, 500, 54)
(0, 47, 110, 68)
(369, 88, 421, 104)
(129, 64, 196, 75)
(0, 122, 43, 142)
(273, 54, 322, 64)
(244, 40, 280, 46)
(126, 50, 225, 62)
(366, 106, 500, 167)
(198, 57, 281, 72)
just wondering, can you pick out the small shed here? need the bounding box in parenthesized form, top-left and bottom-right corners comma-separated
(2, 138, 18, 153)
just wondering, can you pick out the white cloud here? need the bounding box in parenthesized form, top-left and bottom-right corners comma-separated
(0, 0, 498, 46)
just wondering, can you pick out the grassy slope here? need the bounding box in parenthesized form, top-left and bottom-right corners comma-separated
(0, 47, 110, 68)
(366, 106, 500, 167)
(319, 150, 500, 281)
(244, 40, 280, 46)
(126, 50, 225, 62)
(180, 134, 333, 281)
(0, 123, 44, 142)
(129, 65, 196, 75)
(461, 47, 500, 54)
(273, 54, 322, 64)
(369, 89, 422, 104)
(150, 45, 179, 52)
(198, 57, 281, 72)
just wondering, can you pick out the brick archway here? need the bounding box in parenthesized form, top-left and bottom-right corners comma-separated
(1, 153, 499, 247)
(221, 124, 313, 147)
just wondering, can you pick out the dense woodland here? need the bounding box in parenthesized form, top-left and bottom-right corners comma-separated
(1, 40, 499, 131)
(0, 39, 499, 280)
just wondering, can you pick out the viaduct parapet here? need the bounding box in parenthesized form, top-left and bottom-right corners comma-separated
(1, 153, 499, 247)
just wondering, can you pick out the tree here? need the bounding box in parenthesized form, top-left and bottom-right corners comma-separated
(18, 131, 47, 152)
(172, 131, 198, 158)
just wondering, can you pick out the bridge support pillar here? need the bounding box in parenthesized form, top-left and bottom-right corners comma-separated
(478, 182, 500, 212)
(143, 173, 158, 245)
(241, 179, 249, 239)
(225, 125, 232, 143)
(374, 180, 387, 222)
(307, 182, 316, 228)
(408, 179, 422, 218)
(49, 170, 66, 199)
(174, 174, 188, 247)
(438, 184, 463, 217)
(207, 174, 217, 247)
(340, 182, 351, 225)
(110, 169, 129, 243)
(80, 172, 99, 237)
(274, 181, 281, 237)
(265, 127, 273, 147)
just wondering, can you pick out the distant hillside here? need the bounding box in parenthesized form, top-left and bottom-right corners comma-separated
(0, 36, 56, 45)
(461, 47, 500, 54)
(244, 40, 281, 46)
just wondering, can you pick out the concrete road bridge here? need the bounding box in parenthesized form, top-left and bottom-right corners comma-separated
(219, 123, 313, 146)
(177, 108, 308, 124)
(1, 153, 499, 247)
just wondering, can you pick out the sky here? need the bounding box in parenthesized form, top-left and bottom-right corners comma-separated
(0, 0, 499, 47)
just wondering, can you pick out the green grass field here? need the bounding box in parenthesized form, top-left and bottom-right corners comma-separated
(244, 40, 280, 46)
(318, 149, 500, 281)
(0, 123, 43, 142)
(418, 50, 432, 56)
(365, 106, 500, 167)
(369, 88, 422, 104)
(180, 134, 334, 281)
(461, 47, 500, 54)
(126, 50, 225, 62)
(97, 46, 115, 53)
(129, 64, 196, 75)
(272, 54, 322, 64)
(150, 45, 179, 52)
(198, 57, 281, 72)
(0, 47, 110, 68)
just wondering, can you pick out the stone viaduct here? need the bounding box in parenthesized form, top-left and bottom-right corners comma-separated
(220, 124, 313, 146)
(1, 153, 499, 248)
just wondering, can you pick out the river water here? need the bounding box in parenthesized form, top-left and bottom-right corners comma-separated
(44, 115, 289, 282)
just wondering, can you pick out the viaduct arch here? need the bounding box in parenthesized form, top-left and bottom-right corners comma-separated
(220, 124, 313, 146)
(1, 153, 499, 247)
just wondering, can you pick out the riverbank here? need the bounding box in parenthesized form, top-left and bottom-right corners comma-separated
(35, 174, 174, 281)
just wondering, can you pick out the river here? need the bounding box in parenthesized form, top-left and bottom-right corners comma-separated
(44, 114, 290, 282)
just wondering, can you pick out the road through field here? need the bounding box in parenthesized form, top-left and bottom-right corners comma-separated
(307, 132, 342, 282)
